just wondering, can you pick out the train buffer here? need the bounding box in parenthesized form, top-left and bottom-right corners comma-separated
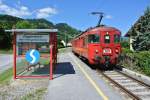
(45, 51, 125, 100)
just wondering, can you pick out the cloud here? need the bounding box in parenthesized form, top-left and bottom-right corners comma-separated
(36, 7, 57, 18)
(0, 1, 31, 17)
(0, 1, 58, 18)
(105, 15, 112, 19)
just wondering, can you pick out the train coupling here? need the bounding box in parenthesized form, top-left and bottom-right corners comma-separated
(104, 56, 110, 67)
(94, 55, 101, 61)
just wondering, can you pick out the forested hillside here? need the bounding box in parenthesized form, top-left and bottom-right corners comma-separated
(0, 14, 80, 49)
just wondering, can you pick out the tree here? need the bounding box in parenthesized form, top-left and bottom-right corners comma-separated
(128, 7, 150, 51)
(16, 21, 33, 29)
(0, 14, 80, 49)
(0, 28, 12, 49)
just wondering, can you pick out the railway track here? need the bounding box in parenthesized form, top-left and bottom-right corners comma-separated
(97, 69, 150, 100)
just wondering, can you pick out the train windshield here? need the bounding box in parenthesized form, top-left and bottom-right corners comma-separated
(114, 34, 120, 43)
(104, 35, 110, 43)
(88, 34, 100, 43)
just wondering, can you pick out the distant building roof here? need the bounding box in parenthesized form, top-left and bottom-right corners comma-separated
(124, 32, 130, 37)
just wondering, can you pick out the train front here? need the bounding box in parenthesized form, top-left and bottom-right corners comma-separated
(88, 27, 121, 67)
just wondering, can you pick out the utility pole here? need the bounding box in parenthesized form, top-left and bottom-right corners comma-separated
(91, 12, 104, 26)
(64, 31, 67, 48)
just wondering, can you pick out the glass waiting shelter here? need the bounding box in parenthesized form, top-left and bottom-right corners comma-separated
(5, 29, 58, 80)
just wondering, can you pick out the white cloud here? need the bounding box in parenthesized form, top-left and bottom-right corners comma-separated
(0, 1, 31, 17)
(0, 1, 58, 18)
(36, 7, 57, 18)
(105, 15, 112, 19)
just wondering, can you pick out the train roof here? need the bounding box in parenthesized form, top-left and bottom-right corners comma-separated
(89, 26, 120, 32)
(73, 26, 120, 40)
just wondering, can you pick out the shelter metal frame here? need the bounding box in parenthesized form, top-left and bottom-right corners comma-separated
(5, 29, 58, 80)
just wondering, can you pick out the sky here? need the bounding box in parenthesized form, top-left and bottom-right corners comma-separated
(0, 0, 150, 35)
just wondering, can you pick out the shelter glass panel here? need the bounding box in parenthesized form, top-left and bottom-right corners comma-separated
(16, 33, 50, 76)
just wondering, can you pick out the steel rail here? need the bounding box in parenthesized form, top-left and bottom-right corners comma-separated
(115, 70, 150, 89)
(97, 70, 141, 100)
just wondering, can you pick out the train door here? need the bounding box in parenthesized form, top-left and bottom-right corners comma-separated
(102, 31, 112, 55)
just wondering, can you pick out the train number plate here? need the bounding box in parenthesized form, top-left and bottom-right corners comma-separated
(103, 48, 111, 53)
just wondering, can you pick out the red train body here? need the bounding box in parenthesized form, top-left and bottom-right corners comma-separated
(71, 26, 121, 67)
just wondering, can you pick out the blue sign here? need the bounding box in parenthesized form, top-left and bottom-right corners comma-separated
(25, 49, 40, 64)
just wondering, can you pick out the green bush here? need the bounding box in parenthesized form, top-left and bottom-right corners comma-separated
(119, 50, 150, 76)
(121, 41, 129, 49)
(133, 51, 150, 76)
(122, 48, 133, 54)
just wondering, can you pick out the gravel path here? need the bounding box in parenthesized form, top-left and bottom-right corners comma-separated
(0, 79, 49, 100)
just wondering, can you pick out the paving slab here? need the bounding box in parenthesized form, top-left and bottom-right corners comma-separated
(45, 52, 125, 100)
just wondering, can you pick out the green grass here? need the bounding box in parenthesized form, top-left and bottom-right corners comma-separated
(40, 58, 49, 65)
(0, 56, 50, 84)
(16, 59, 28, 75)
(0, 49, 13, 54)
(58, 47, 67, 53)
(21, 88, 47, 100)
(0, 68, 13, 85)
(16, 58, 50, 75)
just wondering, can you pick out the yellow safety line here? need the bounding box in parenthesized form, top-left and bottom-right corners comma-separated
(69, 54, 109, 100)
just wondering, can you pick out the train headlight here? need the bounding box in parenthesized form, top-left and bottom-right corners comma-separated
(115, 49, 119, 54)
(95, 49, 99, 53)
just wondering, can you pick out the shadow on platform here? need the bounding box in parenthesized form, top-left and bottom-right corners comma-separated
(54, 62, 75, 79)
(30, 62, 75, 79)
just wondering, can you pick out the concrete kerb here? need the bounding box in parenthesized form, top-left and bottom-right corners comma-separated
(121, 68, 150, 85)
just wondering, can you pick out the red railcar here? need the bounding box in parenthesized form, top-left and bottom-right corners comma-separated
(71, 26, 121, 68)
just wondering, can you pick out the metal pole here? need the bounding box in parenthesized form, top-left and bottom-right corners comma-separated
(65, 32, 67, 47)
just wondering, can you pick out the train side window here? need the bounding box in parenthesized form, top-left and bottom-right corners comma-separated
(88, 34, 100, 43)
(114, 34, 120, 43)
(104, 35, 110, 43)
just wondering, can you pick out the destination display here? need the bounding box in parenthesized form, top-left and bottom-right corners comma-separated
(17, 34, 49, 42)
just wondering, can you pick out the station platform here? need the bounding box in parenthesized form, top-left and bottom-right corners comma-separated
(45, 52, 125, 100)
